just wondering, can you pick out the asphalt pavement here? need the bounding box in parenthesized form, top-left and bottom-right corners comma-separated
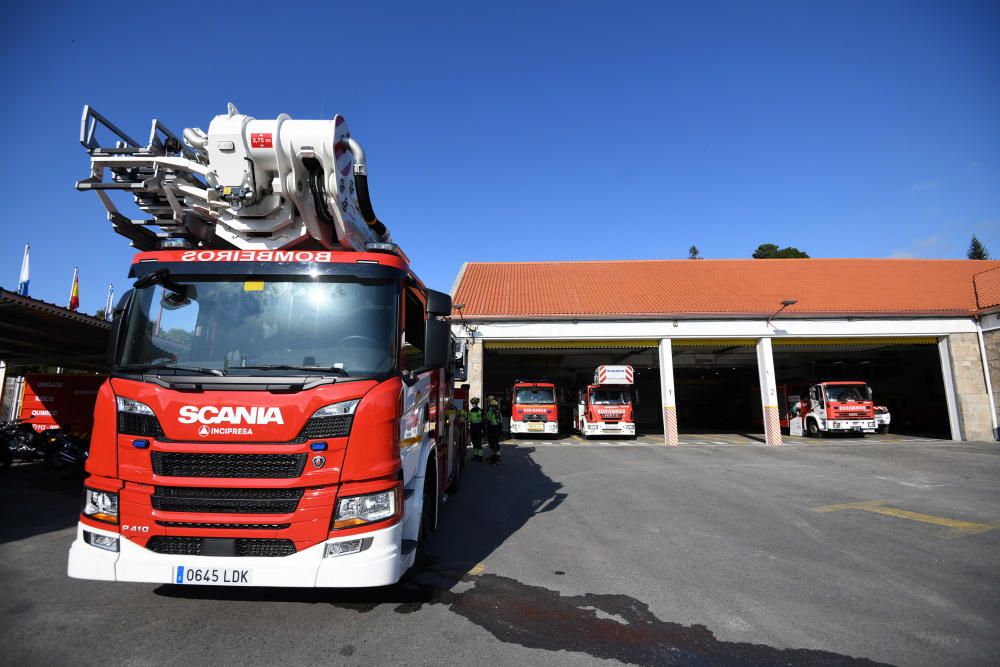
(2, 438, 998, 666)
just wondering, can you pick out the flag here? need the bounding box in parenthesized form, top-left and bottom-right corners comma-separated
(68, 267, 80, 311)
(17, 243, 29, 296)
(104, 283, 114, 321)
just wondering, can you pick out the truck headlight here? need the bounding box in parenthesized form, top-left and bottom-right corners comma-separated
(116, 396, 154, 415)
(82, 488, 119, 524)
(333, 487, 398, 529)
(312, 399, 360, 418)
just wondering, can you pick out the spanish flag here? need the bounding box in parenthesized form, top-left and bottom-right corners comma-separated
(68, 267, 80, 311)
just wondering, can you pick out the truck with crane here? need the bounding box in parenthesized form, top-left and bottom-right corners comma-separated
(67, 104, 466, 587)
(574, 365, 636, 439)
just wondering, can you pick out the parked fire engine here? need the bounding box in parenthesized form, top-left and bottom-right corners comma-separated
(574, 366, 636, 438)
(509, 381, 559, 436)
(793, 381, 877, 437)
(67, 104, 467, 588)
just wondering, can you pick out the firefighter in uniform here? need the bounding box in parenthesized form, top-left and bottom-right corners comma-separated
(485, 395, 503, 465)
(468, 397, 485, 462)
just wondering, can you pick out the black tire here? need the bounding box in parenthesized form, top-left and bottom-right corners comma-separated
(413, 460, 437, 573)
(0, 443, 11, 470)
(807, 420, 824, 438)
(878, 425, 889, 435)
(446, 447, 463, 495)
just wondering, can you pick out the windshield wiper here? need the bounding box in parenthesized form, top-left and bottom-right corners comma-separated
(235, 365, 350, 376)
(118, 363, 225, 377)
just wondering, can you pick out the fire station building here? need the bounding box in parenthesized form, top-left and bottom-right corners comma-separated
(449, 259, 1000, 444)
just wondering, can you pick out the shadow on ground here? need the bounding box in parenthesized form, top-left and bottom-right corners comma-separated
(154, 447, 889, 665)
(0, 462, 84, 544)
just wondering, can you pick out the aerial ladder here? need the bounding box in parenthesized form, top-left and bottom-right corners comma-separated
(77, 103, 391, 251)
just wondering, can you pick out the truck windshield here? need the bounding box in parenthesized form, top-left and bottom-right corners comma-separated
(590, 389, 631, 405)
(825, 385, 871, 402)
(120, 277, 398, 377)
(514, 387, 555, 404)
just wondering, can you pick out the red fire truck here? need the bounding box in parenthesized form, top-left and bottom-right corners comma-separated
(574, 365, 636, 438)
(67, 104, 466, 587)
(792, 380, 877, 437)
(509, 381, 559, 436)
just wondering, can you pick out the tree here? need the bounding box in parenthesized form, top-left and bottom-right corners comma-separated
(752, 243, 809, 259)
(94, 308, 106, 320)
(968, 235, 990, 260)
(688, 245, 702, 260)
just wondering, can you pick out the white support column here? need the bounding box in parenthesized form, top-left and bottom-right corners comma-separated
(938, 337, 963, 441)
(0, 361, 6, 420)
(756, 338, 782, 446)
(658, 338, 678, 446)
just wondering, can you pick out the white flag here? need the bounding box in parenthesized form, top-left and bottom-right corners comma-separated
(17, 243, 29, 296)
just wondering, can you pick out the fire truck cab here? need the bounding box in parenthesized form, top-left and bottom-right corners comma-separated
(509, 381, 559, 435)
(575, 365, 636, 439)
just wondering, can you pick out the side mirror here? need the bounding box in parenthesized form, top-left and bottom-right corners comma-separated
(107, 289, 134, 367)
(452, 338, 468, 382)
(426, 290, 451, 317)
(420, 289, 452, 371)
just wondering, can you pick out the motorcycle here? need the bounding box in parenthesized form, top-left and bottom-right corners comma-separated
(0, 419, 46, 468)
(43, 430, 89, 471)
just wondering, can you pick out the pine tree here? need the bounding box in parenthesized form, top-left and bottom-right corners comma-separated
(688, 245, 702, 260)
(968, 235, 990, 260)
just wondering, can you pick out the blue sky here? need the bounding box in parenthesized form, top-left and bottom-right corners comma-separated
(1, 0, 997, 313)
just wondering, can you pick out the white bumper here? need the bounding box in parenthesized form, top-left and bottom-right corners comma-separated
(824, 419, 877, 431)
(582, 421, 635, 436)
(876, 414, 891, 426)
(510, 420, 558, 435)
(67, 521, 405, 588)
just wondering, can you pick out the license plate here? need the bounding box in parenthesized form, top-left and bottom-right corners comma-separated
(527, 423, 544, 431)
(174, 565, 253, 586)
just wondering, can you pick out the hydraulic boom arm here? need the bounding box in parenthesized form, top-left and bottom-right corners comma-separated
(77, 103, 390, 251)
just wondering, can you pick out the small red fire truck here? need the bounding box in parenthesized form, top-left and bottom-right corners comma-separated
(791, 380, 877, 437)
(509, 381, 559, 436)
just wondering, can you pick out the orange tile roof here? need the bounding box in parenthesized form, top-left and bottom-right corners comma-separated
(974, 267, 1000, 310)
(453, 259, 1000, 319)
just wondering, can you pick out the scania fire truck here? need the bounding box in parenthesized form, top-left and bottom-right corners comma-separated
(67, 104, 466, 587)
(509, 381, 559, 436)
(574, 366, 636, 438)
(793, 380, 876, 437)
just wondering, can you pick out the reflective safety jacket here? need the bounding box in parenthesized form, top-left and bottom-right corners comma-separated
(468, 407, 483, 424)
(486, 405, 502, 426)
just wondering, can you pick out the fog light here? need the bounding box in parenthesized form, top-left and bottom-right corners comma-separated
(83, 530, 119, 552)
(324, 537, 374, 558)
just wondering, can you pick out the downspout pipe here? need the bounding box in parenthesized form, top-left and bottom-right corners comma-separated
(975, 315, 998, 440)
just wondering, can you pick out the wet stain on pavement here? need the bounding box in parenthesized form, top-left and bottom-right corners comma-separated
(401, 572, 890, 667)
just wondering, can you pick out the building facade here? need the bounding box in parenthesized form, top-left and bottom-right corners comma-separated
(450, 259, 1000, 444)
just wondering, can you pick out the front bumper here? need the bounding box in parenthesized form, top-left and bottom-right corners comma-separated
(510, 420, 558, 435)
(67, 521, 404, 588)
(582, 421, 635, 436)
(825, 419, 877, 431)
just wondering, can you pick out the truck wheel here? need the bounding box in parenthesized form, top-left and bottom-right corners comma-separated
(414, 460, 437, 572)
(447, 448, 463, 495)
(807, 420, 823, 438)
(878, 425, 889, 435)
